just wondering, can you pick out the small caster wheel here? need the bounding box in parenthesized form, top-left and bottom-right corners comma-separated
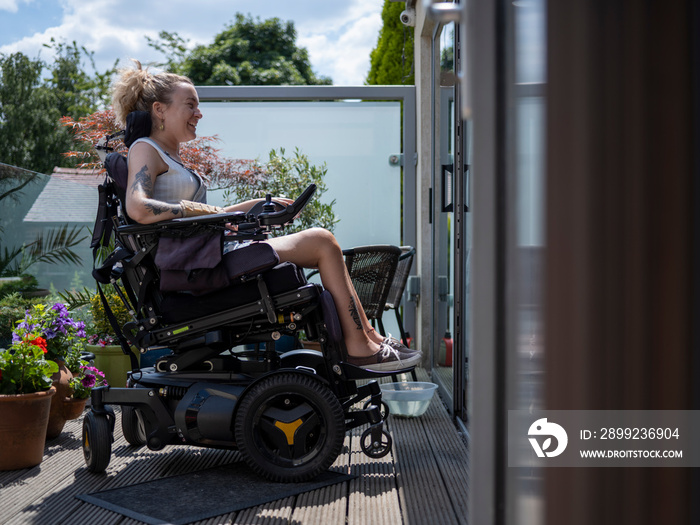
(360, 427, 392, 458)
(83, 411, 113, 472)
(121, 406, 147, 446)
(363, 399, 390, 420)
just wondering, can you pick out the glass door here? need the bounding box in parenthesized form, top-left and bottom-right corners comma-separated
(431, 22, 455, 406)
(431, 21, 471, 422)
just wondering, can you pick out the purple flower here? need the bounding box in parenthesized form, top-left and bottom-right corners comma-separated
(16, 321, 33, 331)
(51, 303, 68, 315)
(11, 301, 90, 363)
(81, 374, 97, 388)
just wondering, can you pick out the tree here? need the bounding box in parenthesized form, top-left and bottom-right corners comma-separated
(145, 31, 189, 75)
(0, 46, 115, 173)
(0, 53, 71, 172)
(366, 0, 414, 85)
(44, 39, 118, 116)
(148, 13, 331, 86)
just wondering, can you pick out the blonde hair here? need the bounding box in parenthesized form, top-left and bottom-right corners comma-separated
(111, 60, 193, 127)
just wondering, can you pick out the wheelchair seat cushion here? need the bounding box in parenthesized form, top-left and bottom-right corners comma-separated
(155, 237, 279, 296)
(159, 261, 307, 324)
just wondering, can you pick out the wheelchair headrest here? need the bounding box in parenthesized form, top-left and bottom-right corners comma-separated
(124, 111, 152, 148)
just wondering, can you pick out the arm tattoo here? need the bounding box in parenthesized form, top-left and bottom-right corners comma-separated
(132, 164, 181, 217)
(131, 165, 154, 197)
(348, 297, 363, 330)
(145, 202, 181, 217)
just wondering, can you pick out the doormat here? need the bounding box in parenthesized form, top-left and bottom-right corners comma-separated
(77, 463, 355, 525)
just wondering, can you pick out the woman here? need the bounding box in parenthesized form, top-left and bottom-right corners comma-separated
(112, 61, 421, 372)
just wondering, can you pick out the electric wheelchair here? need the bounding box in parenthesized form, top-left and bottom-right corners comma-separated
(81, 132, 410, 483)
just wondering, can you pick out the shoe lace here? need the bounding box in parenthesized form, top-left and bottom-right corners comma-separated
(379, 337, 402, 362)
(384, 334, 413, 352)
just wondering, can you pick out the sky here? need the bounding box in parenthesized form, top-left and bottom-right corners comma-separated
(0, 0, 384, 86)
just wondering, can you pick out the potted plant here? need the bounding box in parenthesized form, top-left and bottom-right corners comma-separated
(65, 364, 107, 420)
(58, 287, 144, 387)
(57, 345, 98, 420)
(17, 302, 91, 438)
(86, 290, 140, 388)
(0, 323, 58, 470)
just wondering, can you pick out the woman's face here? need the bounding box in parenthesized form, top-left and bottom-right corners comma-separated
(157, 82, 202, 143)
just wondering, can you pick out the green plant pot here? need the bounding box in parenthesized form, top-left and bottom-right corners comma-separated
(87, 344, 140, 389)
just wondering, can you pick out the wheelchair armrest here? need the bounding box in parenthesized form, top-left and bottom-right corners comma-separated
(117, 184, 316, 236)
(117, 211, 247, 235)
(257, 184, 316, 227)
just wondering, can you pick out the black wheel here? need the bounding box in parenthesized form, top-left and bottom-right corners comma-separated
(363, 399, 391, 420)
(83, 411, 112, 472)
(360, 427, 392, 458)
(121, 406, 147, 446)
(234, 373, 346, 482)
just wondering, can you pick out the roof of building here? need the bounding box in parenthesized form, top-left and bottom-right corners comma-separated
(23, 167, 103, 223)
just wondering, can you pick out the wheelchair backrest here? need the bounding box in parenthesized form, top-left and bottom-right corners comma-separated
(104, 152, 129, 214)
(92, 109, 153, 250)
(91, 131, 166, 349)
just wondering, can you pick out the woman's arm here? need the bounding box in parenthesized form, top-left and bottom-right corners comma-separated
(125, 142, 184, 224)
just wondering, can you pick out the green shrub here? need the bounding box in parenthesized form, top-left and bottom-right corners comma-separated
(89, 291, 131, 337)
(0, 274, 38, 299)
(224, 148, 338, 237)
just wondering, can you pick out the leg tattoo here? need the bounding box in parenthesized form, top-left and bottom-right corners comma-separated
(348, 297, 362, 330)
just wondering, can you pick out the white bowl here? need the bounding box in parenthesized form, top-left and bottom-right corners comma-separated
(380, 382, 438, 417)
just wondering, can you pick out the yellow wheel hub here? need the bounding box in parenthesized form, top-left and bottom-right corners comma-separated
(274, 418, 304, 445)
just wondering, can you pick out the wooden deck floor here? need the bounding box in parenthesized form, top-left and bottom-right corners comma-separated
(0, 369, 469, 525)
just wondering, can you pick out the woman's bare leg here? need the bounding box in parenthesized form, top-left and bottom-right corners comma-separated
(265, 228, 384, 357)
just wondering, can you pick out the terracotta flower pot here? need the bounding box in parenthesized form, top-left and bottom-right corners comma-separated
(0, 387, 56, 470)
(46, 361, 74, 439)
(61, 396, 87, 420)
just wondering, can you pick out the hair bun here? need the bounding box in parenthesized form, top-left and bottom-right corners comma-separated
(111, 59, 193, 129)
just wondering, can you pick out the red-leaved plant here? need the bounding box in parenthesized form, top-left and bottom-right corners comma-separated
(60, 110, 263, 190)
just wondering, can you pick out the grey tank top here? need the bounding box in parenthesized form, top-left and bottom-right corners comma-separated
(129, 137, 207, 204)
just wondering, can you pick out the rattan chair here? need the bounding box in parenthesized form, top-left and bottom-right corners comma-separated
(342, 245, 401, 324)
(381, 246, 416, 347)
(344, 245, 417, 381)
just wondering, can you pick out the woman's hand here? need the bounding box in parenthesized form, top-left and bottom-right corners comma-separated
(272, 197, 294, 208)
(224, 197, 294, 214)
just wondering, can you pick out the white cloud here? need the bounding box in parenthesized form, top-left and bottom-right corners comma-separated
(300, 11, 382, 85)
(0, 0, 384, 85)
(295, 0, 383, 85)
(0, 0, 24, 13)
